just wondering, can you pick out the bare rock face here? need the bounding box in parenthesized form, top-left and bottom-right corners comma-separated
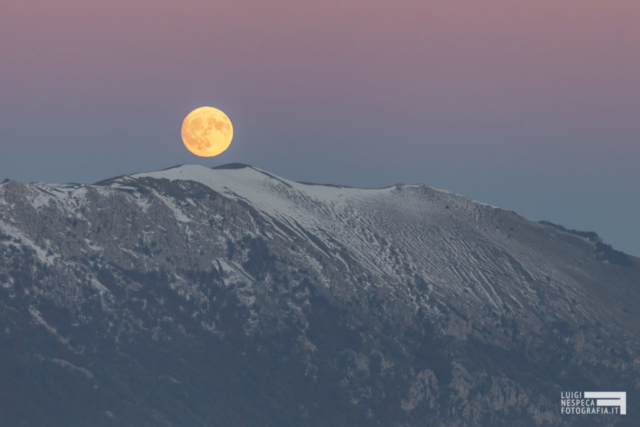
(0, 164, 638, 426)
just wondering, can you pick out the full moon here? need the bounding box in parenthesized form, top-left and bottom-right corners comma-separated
(181, 107, 233, 157)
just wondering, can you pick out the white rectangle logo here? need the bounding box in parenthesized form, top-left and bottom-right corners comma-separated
(584, 392, 626, 415)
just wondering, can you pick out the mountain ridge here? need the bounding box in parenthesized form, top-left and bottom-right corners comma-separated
(93, 162, 633, 261)
(4, 161, 632, 261)
(0, 163, 638, 426)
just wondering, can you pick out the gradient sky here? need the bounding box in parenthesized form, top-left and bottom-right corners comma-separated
(1, 0, 639, 255)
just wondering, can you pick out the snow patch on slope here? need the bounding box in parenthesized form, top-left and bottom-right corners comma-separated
(0, 222, 58, 266)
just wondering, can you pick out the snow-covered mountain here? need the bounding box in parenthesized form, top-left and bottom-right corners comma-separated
(0, 163, 638, 426)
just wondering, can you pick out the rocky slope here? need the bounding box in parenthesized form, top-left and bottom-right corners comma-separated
(0, 163, 638, 426)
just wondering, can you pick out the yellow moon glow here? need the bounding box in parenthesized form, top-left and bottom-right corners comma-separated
(181, 107, 233, 157)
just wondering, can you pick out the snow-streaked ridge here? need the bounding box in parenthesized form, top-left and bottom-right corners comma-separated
(121, 164, 555, 309)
